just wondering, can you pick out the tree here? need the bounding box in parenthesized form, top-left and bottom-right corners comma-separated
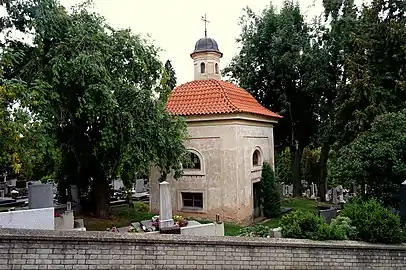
(0, 0, 188, 217)
(275, 147, 292, 184)
(329, 111, 406, 208)
(312, 0, 358, 200)
(334, 0, 406, 145)
(260, 162, 281, 218)
(164, 60, 177, 90)
(224, 1, 319, 196)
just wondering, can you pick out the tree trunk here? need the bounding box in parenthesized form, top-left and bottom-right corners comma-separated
(91, 178, 110, 218)
(291, 145, 304, 197)
(318, 143, 330, 202)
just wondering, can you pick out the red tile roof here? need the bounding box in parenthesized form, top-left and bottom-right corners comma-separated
(166, 79, 282, 119)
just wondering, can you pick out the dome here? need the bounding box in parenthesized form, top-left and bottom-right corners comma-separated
(191, 37, 223, 57)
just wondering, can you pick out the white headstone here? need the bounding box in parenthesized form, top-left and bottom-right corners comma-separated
(159, 181, 173, 229)
(310, 183, 316, 199)
(135, 179, 145, 193)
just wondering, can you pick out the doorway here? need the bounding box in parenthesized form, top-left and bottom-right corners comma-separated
(253, 181, 261, 218)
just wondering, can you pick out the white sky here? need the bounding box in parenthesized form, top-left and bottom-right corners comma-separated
(60, 0, 326, 86)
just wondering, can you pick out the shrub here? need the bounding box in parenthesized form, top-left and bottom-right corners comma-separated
(341, 198, 403, 244)
(261, 162, 281, 218)
(280, 210, 324, 239)
(239, 225, 270, 237)
(134, 202, 150, 213)
(281, 210, 357, 241)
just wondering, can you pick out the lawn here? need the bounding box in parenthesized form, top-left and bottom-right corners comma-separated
(80, 198, 330, 235)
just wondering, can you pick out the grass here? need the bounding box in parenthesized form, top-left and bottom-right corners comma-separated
(261, 197, 332, 229)
(80, 202, 154, 231)
(80, 198, 331, 235)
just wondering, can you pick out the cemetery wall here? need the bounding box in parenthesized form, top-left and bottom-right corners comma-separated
(1, 228, 406, 269)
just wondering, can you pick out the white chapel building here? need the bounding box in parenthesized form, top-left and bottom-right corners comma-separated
(149, 35, 281, 224)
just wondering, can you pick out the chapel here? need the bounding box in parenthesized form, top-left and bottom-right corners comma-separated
(149, 31, 281, 224)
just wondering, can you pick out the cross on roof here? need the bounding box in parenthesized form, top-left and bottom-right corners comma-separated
(201, 14, 210, 38)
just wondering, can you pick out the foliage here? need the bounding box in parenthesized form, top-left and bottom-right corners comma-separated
(329, 111, 406, 208)
(340, 198, 403, 244)
(260, 162, 281, 218)
(281, 210, 357, 241)
(280, 210, 325, 239)
(301, 147, 319, 185)
(224, 1, 320, 196)
(238, 225, 270, 237)
(133, 202, 149, 213)
(0, 0, 188, 217)
(164, 60, 177, 90)
(275, 147, 292, 184)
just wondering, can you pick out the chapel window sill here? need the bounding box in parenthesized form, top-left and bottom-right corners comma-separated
(251, 166, 262, 173)
(181, 207, 205, 213)
(183, 170, 205, 177)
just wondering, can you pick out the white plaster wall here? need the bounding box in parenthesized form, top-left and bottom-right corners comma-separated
(150, 114, 277, 224)
(236, 124, 274, 223)
(192, 52, 221, 80)
(0, 207, 55, 230)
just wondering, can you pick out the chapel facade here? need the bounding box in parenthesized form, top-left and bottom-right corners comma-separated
(149, 35, 281, 224)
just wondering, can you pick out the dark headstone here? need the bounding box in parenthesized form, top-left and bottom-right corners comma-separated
(319, 207, 338, 224)
(160, 226, 181, 234)
(400, 180, 406, 223)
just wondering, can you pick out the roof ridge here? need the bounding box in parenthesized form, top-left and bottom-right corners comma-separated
(213, 79, 240, 113)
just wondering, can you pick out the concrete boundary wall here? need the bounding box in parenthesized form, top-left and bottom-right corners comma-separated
(0, 228, 405, 269)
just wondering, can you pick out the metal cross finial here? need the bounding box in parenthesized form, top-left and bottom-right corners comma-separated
(201, 14, 210, 38)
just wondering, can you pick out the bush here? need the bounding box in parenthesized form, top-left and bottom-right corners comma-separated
(134, 202, 150, 213)
(281, 210, 357, 241)
(239, 225, 270, 237)
(280, 210, 324, 239)
(340, 198, 403, 244)
(261, 162, 281, 218)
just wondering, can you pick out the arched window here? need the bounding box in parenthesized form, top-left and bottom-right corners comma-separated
(215, 63, 219, 74)
(184, 152, 201, 170)
(253, 149, 261, 166)
(200, 62, 206, 73)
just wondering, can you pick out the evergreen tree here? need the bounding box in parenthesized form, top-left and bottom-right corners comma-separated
(260, 162, 281, 218)
(164, 60, 177, 90)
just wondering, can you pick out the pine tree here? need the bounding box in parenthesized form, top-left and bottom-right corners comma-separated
(260, 162, 281, 218)
(164, 60, 177, 90)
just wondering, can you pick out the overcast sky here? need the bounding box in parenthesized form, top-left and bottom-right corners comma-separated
(58, 0, 329, 85)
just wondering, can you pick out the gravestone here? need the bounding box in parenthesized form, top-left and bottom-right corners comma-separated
(332, 188, 338, 204)
(135, 179, 145, 193)
(319, 207, 338, 224)
(28, 184, 53, 209)
(400, 180, 406, 223)
(351, 182, 357, 195)
(0, 190, 4, 197)
(159, 181, 174, 229)
(70, 185, 79, 205)
(310, 183, 316, 199)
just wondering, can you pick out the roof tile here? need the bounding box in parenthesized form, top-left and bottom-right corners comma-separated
(166, 79, 282, 119)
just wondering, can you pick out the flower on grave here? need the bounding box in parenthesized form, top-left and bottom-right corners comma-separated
(173, 215, 188, 227)
(54, 213, 62, 218)
(151, 215, 160, 230)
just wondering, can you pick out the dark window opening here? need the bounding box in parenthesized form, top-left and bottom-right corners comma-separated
(253, 150, 261, 166)
(184, 152, 201, 170)
(182, 192, 203, 208)
(215, 63, 219, 74)
(200, 62, 206, 73)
